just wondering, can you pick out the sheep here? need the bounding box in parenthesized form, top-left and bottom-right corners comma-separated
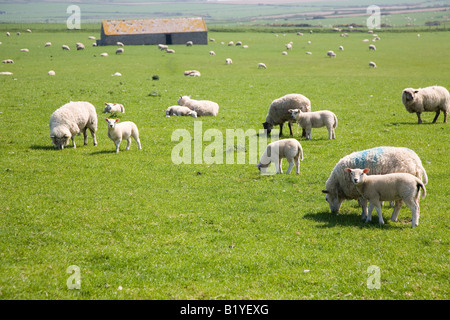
(282, 51, 288, 55)
(165, 48, 175, 53)
(186, 41, 193, 46)
(2, 59, 14, 64)
(116, 42, 124, 46)
(48, 70, 56, 76)
(369, 44, 376, 51)
(177, 95, 219, 117)
(228, 41, 234, 46)
(112, 72, 122, 76)
(369, 61, 377, 68)
(225, 58, 232, 65)
(242, 45, 248, 49)
(209, 50, 216, 56)
(26, 29, 32, 33)
(88, 36, 96, 40)
(100, 52, 108, 57)
(235, 41, 242, 46)
(158, 44, 168, 51)
(184, 70, 201, 77)
(165, 105, 197, 118)
(6, 32, 10, 36)
(49, 101, 98, 150)
(401, 86, 450, 124)
(0, 72, 13, 75)
(339, 45, 344, 51)
(305, 52, 312, 55)
(20, 48, 29, 52)
(105, 118, 141, 153)
(104, 102, 125, 114)
(263, 93, 311, 136)
(288, 109, 337, 140)
(116, 47, 124, 54)
(286, 43, 292, 50)
(258, 63, 267, 69)
(322, 146, 428, 220)
(45, 42, 52, 47)
(256, 139, 303, 174)
(62, 45, 70, 50)
(345, 168, 426, 227)
(327, 50, 336, 58)
(76, 43, 85, 50)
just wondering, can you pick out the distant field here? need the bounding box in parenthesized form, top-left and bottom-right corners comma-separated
(0, 25, 449, 300)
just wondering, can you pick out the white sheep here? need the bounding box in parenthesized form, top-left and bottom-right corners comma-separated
(104, 103, 125, 114)
(184, 70, 201, 77)
(345, 168, 426, 227)
(177, 95, 219, 117)
(116, 42, 124, 46)
(369, 61, 377, 68)
(209, 50, 216, 56)
(116, 47, 124, 54)
(62, 45, 70, 50)
(2, 59, 14, 64)
(6, 32, 10, 36)
(401, 86, 450, 124)
(263, 93, 311, 136)
(339, 46, 344, 51)
(165, 48, 175, 53)
(327, 50, 336, 58)
(88, 36, 96, 40)
(286, 43, 292, 50)
(369, 44, 376, 51)
(288, 109, 337, 140)
(282, 51, 288, 55)
(45, 42, 52, 47)
(20, 48, 29, 52)
(186, 41, 193, 46)
(225, 58, 232, 65)
(48, 70, 56, 76)
(105, 118, 141, 153)
(305, 52, 312, 55)
(100, 52, 108, 57)
(158, 44, 168, 51)
(258, 63, 267, 69)
(49, 101, 98, 149)
(256, 139, 303, 174)
(322, 146, 428, 220)
(228, 41, 234, 46)
(165, 105, 197, 118)
(76, 43, 85, 50)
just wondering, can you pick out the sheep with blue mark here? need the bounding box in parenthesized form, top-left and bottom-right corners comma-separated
(322, 146, 428, 221)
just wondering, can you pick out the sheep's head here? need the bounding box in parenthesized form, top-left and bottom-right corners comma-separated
(288, 108, 302, 120)
(105, 118, 119, 128)
(190, 111, 198, 118)
(50, 128, 71, 150)
(262, 122, 273, 134)
(255, 162, 270, 173)
(321, 189, 344, 214)
(177, 95, 190, 106)
(402, 89, 419, 103)
(345, 168, 370, 184)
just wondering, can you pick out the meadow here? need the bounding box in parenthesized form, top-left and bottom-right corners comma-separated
(0, 24, 449, 300)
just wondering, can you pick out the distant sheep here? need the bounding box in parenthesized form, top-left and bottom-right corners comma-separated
(105, 118, 141, 153)
(236, 41, 242, 46)
(165, 48, 175, 53)
(263, 93, 311, 136)
(402, 86, 450, 124)
(45, 42, 52, 47)
(116, 47, 124, 54)
(48, 70, 56, 76)
(20, 48, 29, 52)
(369, 44, 376, 51)
(339, 46, 344, 51)
(186, 41, 193, 46)
(177, 95, 219, 117)
(346, 168, 426, 227)
(104, 103, 125, 114)
(228, 41, 234, 46)
(6, 32, 10, 36)
(49, 101, 98, 149)
(100, 52, 108, 57)
(288, 109, 337, 140)
(158, 44, 168, 51)
(369, 61, 377, 68)
(62, 45, 70, 50)
(305, 52, 312, 55)
(116, 42, 124, 46)
(184, 70, 201, 77)
(76, 43, 85, 50)
(256, 139, 303, 174)
(258, 63, 267, 69)
(282, 51, 288, 55)
(2, 59, 14, 64)
(209, 50, 216, 56)
(165, 105, 197, 118)
(327, 50, 336, 58)
(286, 43, 292, 50)
(226, 58, 233, 65)
(322, 146, 428, 220)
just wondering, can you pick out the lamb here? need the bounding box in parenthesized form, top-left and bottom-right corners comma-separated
(258, 63, 267, 69)
(263, 93, 311, 136)
(401, 86, 450, 124)
(165, 105, 197, 118)
(226, 58, 233, 65)
(369, 61, 377, 68)
(177, 96, 219, 117)
(339, 46, 344, 51)
(184, 70, 201, 77)
(100, 52, 108, 57)
(369, 44, 376, 51)
(104, 103, 125, 114)
(116, 42, 124, 46)
(286, 43, 292, 50)
(345, 168, 426, 227)
(256, 139, 303, 174)
(105, 118, 141, 153)
(322, 146, 428, 220)
(20, 48, 29, 52)
(288, 109, 337, 140)
(49, 101, 98, 150)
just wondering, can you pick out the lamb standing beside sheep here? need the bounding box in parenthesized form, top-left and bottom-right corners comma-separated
(322, 146, 428, 220)
(288, 109, 337, 140)
(165, 105, 197, 118)
(256, 139, 303, 174)
(49, 101, 98, 149)
(346, 168, 426, 227)
(401, 86, 450, 124)
(105, 118, 141, 153)
(177, 95, 219, 117)
(263, 93, 311, 136)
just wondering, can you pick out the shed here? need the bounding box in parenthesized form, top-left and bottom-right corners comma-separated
(97, 17, 208, 46)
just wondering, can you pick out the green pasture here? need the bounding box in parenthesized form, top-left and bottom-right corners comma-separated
(0, 26, 449, 299)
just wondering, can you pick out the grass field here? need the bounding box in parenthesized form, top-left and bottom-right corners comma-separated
(0, 24, 449, 300)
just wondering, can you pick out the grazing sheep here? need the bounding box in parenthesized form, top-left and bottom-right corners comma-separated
(209, 50, 216, 56)
(184, 70, 201, 77)
(116, 47, 124, 54)
(0, 72, 13, 75)
(62, 45, 70, 50)
(258, 63, 267, 69)
(104, 103, 125, 114)
(6, 32, 10, 36)
(100, 52, 108, 57)
(26, 29, 31, 33)
(165, 105, 197, 118)
(369, 61, 377, 68)
(235, 41, 242, 46)
(116, 42, 124, 46)
(256, 139, 303, 174)
(225, 58, 233, 65)
(209, 38, 215, 42)
(105, 118, 141, 153)
(2, 59, 14, 64)
(322, 146, 428, 220)
(305, 52, 312, 55)
(177, 95, 219, 117)
(346, 168, 426, 227)
(112, 72, 122, 76)
(369, 44, 376, 51)
(186, 41, 193, 46)
(401, 86, 450, 124)
(339, 45, 344, 51)
(282, 51, 288, 55)
(20, 48, 29, 52)
(286, 43, 292, 50)
(158, 44, 168, 51)
(165, 48, 175, 53)
(92, 42, 97, 47)
(88, 36, 96, 40)
(76, 43, 85, 50)
(243, 45, 249, 49)
(49, 101, 98, 150)
(327, 50, 336, 58)
(288, 109, 337, 140)
(263, 93, 311, 136)
(16, 32, 20, 36)
(228, 41, 234, 46)
(48, 70, 56, 76)
(45, 42, 52, 47)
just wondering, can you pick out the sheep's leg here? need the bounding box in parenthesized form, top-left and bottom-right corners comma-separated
(390, 200, 403, 222)
(366, 202, 374, 223)
(72, 136, 76, 149)
(90, 128, 97, 146)
(327, 127, 332, 139)
(126, 138, 131, 150)
(416, 112, 423, 124)
(359, 197, 368, 220)
(115, 140, 121, 153)
(306, 129, 312, 140)
(276, 158, 283, 174)
(444, 111, 448, 123)
(286, 159, 294, 174)
(288, 122, 293, 136)
(294, 156, 300, 174)
(279, 123, 284, 136)
(83, 128, 88, 145)
(135, 137, 142, 150)
(374, 204, 384, 225)
(432, 110, 440, 123)
(404, 198, 420, 228)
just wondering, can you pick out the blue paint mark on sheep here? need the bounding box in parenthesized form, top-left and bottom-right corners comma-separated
(353, 147, 387, 168)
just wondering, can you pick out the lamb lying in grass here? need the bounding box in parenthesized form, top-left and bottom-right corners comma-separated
(105, 118, 141, 153)
(165, 105, 197, 118)
(256, 138, 303, 174)
(104, 103, 125, 114)
(346, 168, 426, 227)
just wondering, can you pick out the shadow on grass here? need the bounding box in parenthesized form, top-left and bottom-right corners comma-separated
(303, 210, 401, 229)
(30, 145, 59, 151)
(89, 150, 117, 155)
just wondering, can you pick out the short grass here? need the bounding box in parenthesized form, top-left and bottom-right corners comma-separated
(0, 25, 449, 300)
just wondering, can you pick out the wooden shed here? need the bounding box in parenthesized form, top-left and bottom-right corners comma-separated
(97, 17, 208, 46)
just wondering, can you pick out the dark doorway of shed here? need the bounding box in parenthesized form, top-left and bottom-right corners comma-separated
(165, 34, 172, 45)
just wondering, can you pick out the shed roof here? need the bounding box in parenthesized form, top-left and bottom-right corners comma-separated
(102, 17, 207, 35)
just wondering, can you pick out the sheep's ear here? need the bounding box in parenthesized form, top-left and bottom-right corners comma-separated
(105, 118, 109, 121)
(322, 190, 329, 194)
(363, 168, 370, 173)
(104, 102, 108, 105)
(345, 168, 352, 172)
(414, 90, 419, 93)
(115, 118, 120, 122)
(288, 109, 293, 112)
